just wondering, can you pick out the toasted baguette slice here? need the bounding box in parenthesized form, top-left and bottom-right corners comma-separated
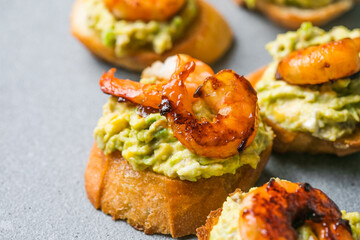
(71, 0, 233, 71)
(234, 0, 354, 30)
(247, 67, 360, 156)
(85, 142, 272, 237)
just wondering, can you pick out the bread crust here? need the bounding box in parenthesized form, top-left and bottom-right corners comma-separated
(196, 208, 223, 240)
(85, 142, 272, 237)
(71, 0, 233, 71)
(234, 0, 354, 30)
(247, 67, 360, 156)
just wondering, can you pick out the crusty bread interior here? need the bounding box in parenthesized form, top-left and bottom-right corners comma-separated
(234, 0, 354, 30)
(85, 142, 272, 237)
(71, 0, 233, 71)
(247, 67, 360, 156)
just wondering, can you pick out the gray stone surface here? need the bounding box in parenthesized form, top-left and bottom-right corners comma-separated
(0, 0, 359, 239)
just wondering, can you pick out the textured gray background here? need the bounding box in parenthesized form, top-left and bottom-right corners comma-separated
(1, 0, 359, 239)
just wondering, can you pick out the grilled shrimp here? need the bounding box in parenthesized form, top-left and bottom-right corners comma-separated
(239, 179, 353, 240)
(102, 0, 186, 21)
(159, 59, 258, 158)
(277, 37, 360, 85)
(100, 55, 214, 109)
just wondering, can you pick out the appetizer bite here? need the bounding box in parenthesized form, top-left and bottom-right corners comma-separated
(70, 0, 232, 71)
(197, 178, 360, 240)
(235, 0, 356, 30)
(248, 23, 360, 156)
(85, 54, 273, 237)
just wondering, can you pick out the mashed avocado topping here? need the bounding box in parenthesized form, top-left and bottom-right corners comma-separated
(342, 211, 360, 240)
(245, 0, 333, 9)
(94, 97, 273, 181)
(209, 186, 360, 240)
(270, 0, 333, 8)
(84, 0, 197, 56)
(256, 23, 360, 141)
(209, 190, 246, 240)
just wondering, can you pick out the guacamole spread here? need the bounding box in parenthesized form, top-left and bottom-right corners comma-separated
(342, 211, 360, 240)
(256, 23, 360, 141)
(245, 0, 333, 9)
(209, 190, 246, 240)
(84, 0, 197, 56)
(94, 96, 273, 181)
(209, 185, 360, 240)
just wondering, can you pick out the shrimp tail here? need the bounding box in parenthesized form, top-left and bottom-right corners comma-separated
(100, 55, 215, 109)
(100, 68, 162, 109)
